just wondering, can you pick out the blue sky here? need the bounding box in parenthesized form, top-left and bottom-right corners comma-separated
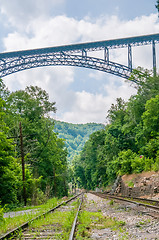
(0, 0, 158, 124)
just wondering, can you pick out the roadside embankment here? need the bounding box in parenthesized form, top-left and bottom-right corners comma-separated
(117, 171, 159, 199)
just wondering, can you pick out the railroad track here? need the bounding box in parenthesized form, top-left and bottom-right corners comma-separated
(90, 192, 159, 219)
(107, 194, 159, 206)
(1, 192, 158, 239)
(0, 193, 83, 240)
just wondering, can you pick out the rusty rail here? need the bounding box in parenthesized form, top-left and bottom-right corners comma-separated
(69, 193, 83, 240)
(90, 192, 159, 213)
(0, 193, 82, 240)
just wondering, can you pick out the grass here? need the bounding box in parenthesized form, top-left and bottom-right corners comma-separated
(75, 210, 126, 239)
(26, 199, 80, 240)
(127, 180, 134, 188)
(29, 199, 79, 228)
(0, 197, 62, 237)
(109, 199, 114, 205)
(0, 198, 80, 240)
(136, 219, 151, 228)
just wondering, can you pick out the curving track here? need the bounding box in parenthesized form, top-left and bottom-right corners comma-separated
(90, 192, 159, 219)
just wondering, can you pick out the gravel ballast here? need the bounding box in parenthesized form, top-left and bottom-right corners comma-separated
(82, 193, 159, 240)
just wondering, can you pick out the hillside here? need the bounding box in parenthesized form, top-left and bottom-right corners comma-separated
(54, 121, 105, 162)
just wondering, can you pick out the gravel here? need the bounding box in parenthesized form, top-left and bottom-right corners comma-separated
(3, 209, 38, 218)
(83, 193, 159, 240)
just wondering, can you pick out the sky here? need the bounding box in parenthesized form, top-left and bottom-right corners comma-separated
(0, 0, 158, 124)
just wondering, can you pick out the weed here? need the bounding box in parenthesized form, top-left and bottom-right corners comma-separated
(136, 220, 149, 228)
(28, 199, 80, 240)
(109, 199, 114, 205)
(118, 231, 129, 240)
(0, 205, 5, 226)
(75, 211, 126, 239)
(71, 198, 79, 207)
(126, 181, 134, 188)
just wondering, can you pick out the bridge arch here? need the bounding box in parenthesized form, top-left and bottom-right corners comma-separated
(0, 53, 133, 81)
(0, 33, 159, 82)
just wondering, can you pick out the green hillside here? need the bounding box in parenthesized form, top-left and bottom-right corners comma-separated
(54, 121, 105, 162)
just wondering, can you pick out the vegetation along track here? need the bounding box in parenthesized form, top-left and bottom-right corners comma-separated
(1, 192, 159, 239)
(0, 193, 83, 240)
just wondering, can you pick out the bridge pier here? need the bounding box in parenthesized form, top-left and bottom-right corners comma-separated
(152, 40, 156, 76)
(104, 47, 109, 62)
(128, 44, 132, 72)
(82, 49, 87, 57)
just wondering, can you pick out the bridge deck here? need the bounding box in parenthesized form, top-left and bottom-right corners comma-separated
(0, 33, 159, 59)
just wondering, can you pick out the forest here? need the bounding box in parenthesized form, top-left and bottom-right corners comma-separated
(72, 68, 159, 190)
(0, 67, 159, 209)
(0, 80, 104, 209)
(54, 121, 104, 162)
(0, 82, 68, 208)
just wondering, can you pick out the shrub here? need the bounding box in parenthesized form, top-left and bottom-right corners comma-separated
(0, 204, 5, 225)
(114, 150, 137, 175)
(131, 155, 154, 173)
(152, 151, 159, 171)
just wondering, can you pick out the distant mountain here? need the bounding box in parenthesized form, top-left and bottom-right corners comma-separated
(54, 121, 105, 162)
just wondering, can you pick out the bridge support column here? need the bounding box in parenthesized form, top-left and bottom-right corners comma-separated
(82, 49, 87, 57)
(152, 40, 156, 76)
(128, 44, 132, 72)
(104, 47, 109, 62)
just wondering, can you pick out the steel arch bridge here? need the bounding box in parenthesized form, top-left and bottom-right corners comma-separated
(0, 33, 159, 82)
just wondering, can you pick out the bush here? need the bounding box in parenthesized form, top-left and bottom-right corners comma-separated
(152, 151, 159, 171)
(144, 157, 154, 171)
(131, 156, 145, 173)
(113, 150, 156, 175)
(0, 204, 5, 225)
(114, 150, 137, 175)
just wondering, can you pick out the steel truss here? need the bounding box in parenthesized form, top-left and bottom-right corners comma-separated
(0, 33, 159, 80)
(0, 53, 133, 81)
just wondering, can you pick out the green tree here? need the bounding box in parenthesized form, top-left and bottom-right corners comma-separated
(1, 81, 68, 202)
(73, 130, 106, 189)
(0, 98, 21, 205)
(74, 70, 159, 190)
(138, 95, 159, 160)
(156, 0, 159, 14)
(0, 79, 10, 101)
(142, 95, 159, 138)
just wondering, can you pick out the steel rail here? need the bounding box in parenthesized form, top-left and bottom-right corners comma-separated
(0, 193, 82, 240)
(69, 193, 83, 240)
(116, 195, 159, 206)
(90, 192, 159, 212)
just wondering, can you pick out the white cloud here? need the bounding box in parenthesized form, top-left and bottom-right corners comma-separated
(2, 12, 159, 123)
(61, 91, 109, 124)
(0, 0, 65, 30)
(60, 76, 137, 124)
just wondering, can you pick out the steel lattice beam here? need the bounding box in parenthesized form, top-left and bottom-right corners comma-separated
(0, 53, 134, 81)
(0, 33, 159, 80)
